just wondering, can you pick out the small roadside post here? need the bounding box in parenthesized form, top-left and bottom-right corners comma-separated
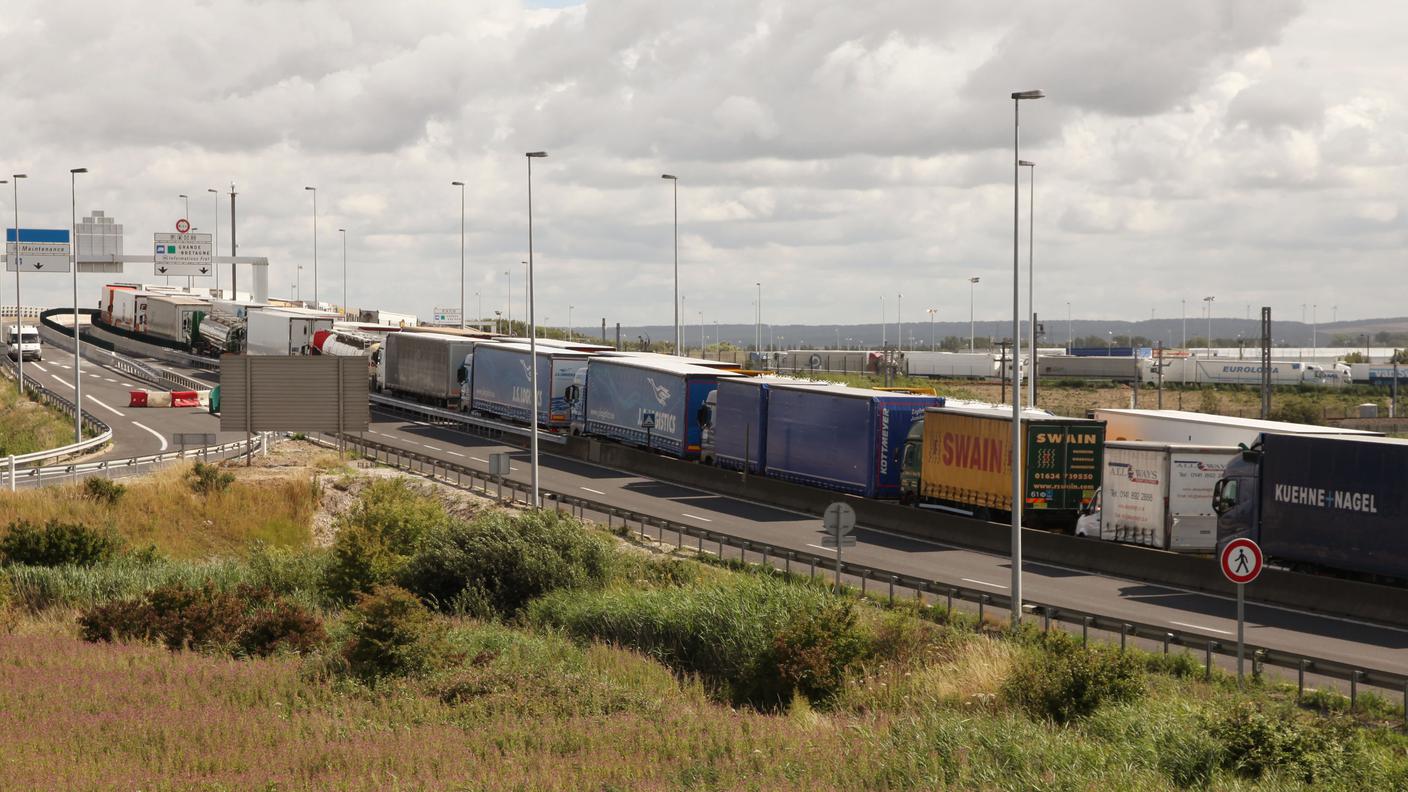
(1220, 537, 1263, 685)
(821, 501, 857, 593)
(641, 411, 655, 452)
(489, 452, 511, 500)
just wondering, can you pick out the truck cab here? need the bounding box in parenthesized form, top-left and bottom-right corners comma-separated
(1074, 488, 1102, 537)
(1212, 447, 1261, 545)
(899, 418, 924, 504)
(5, 324, 41, 361)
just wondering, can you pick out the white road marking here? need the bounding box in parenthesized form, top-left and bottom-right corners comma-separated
(470, 457, 488, 463)
(121, 383, 134, 388)
(52, 377, 74, 390)
(806, 544, 837, 554)
(447, 451, 464, 458)
(680, 513, 713, 523)
(131, 421, 168, 451)
(103, 377, 117, 383)
(423, 444, 442, 451)
(86, 395, 125, 417)
(961, 577, 1009, 590)
(31, 363, 48, 373)
(579, 486, 606, 495)
(1170, 621, 1233, 636)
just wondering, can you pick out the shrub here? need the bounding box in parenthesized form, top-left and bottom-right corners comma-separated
(0, 577, 16, 634)
(77, 581, 325, 658)
(341, 584, 452, 681)
(771, 600, 865, 705)
(188, 462, 235, 494)
(321, 480, 447, 603)
(1270, 396, 1321, 425)
(400, 509, 613, 617)
(1208, 701, 1358, 783)
(83, 477, 126, 504)
(1001, 632, 1145, 724)
(0, 520, 124, 567)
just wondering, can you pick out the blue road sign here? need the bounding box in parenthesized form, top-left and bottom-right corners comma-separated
(6, 228, 70, 243)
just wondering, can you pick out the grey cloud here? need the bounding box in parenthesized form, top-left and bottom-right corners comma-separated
(1227, 79, 1324, 132)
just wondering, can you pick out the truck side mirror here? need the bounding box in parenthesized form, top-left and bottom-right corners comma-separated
(565, 384, 580, 404)
(456, 365, 468, 385)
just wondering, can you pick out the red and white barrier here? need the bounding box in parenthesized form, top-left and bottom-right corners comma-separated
(129, 389, 211, 408)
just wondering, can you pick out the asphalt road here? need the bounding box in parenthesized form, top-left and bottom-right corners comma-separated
(358, 407, 1408, 682)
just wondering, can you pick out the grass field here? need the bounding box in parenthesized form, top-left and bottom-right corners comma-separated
(0, 381, 85, 457)
(1, 461, 1405, 789)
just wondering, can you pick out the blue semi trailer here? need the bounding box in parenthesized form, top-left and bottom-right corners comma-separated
(468, 342, 590, 430)
(707, 376, 831, 472)
(582, 356, 740, 459)
(762, 383, 942, 498)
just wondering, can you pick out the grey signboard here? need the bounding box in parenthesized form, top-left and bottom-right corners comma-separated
(220, 355, 369, 433)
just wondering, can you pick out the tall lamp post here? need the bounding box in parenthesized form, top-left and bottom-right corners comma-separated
(897, 293, 903, 353)
(70, 168, 88, 443)
(451, 181, 466, 329)
(1203, 296, 1216, 355)
(568, 304, 574, 341)
(1010, 88, 1044, 627)
(504, 269, 511, 333)
(178, 194, 191, 287)
(1020, 159, 1036, 407)
(338, 229, 347, 317)
(207, 188, 220, 292)
(968, 276, 980, 351)
(755, 282, 761, 353)
(525, 151, 548, 508)
(304, 186, 318, 304)
(661, 174, 679, 353)
(11, 174, 27, 393)
(927, 308, 937, 348)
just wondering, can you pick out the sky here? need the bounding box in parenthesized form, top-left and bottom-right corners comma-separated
(0, 0, 1405, 332)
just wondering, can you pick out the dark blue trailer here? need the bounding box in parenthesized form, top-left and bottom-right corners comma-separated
(709, 376, 830, 472)
(762, 384, 941, 498)
(468, 342, 589, 430)
(583, 356, 740, 459)
(1215, 432, 1408, 581)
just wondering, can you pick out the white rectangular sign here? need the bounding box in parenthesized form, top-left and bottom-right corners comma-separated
(153, 232, 214, 277)
(432, 306, 462, 324)
(5, 241, 71, 273)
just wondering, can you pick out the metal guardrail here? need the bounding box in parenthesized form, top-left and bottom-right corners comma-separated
(0, 357, 113, 466)
(38, 322, 210, 393)
(370, 393, 568, 445)
(334, 430, 1408, 717)
(3, 435, 264, 489)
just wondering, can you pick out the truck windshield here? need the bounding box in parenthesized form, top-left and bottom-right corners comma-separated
(19, 333, 38, 344)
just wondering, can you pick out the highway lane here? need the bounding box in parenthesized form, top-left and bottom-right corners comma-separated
(17, 355, 239, 460)
(359, 408, 1408, 680)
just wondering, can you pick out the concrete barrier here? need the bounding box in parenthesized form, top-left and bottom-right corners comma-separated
(558, 435, 1408, 626)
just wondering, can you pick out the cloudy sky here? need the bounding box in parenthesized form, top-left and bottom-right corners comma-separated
(1, 0, 1403, 331)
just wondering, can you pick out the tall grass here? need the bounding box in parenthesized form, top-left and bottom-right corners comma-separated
(0, 464, 316, 558)
(0, 383, 81, 457)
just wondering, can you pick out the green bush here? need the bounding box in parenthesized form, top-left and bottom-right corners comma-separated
(771, 600, 865, 704)
(341, 584, 452, 681)
(0, 577, 16, 634)
(529, 576, 853, 708)
(400, 510, 613, 617)
(321, 480, 447, 603)
(77, 581, 325, 657)
(0, 520, 124, 567)
(188, 462, 235, 494)
(1270, 396, 1321, 425)
(1001, 631, 1145, 724)
(83, 477, 126, 504)
(1208, 701, 1358, 783)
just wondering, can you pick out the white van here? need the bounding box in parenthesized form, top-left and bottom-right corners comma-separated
(5, 324, 42, 361)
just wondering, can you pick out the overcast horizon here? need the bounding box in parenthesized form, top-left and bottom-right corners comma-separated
(2, 0, 1404, 328)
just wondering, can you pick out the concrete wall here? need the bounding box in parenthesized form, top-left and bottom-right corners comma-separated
(559, 435, 1408, 626)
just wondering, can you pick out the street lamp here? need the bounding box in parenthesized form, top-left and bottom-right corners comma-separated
(1010, 87, 1044, 627)
(504, 269, 511, 333)
(1066, 301, 1072, 351)
(304, 186, 318, 304)
(1203, 296, 1215, 356)
(755, 282, 761, 353)
(207, 188, 220, 292)
(568, 304, 574, 341)
(11, 174, 28, 393)
(1019, 159, 1036, 408)
(968, 277, 980, 352)
(338, 229, 347, 317)
(1181, 299, 1187, 348)
(70, 168, 88, 443)
(662, 174, 679, 353)
(897, 293, 903, 353)
(475, 291, 482, 332)
(451, 181, 466, 329)
(525, 151, 548, 508)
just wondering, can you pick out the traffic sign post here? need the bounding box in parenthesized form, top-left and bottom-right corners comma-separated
(1220, 537, 1264, 684)
(822, 501, 857, 593)
(153, 232, 214, 277)
(432, 307, 463, 325)
(641, 412, 655, 451)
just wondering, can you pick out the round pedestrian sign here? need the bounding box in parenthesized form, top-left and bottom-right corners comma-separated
(175, 218, 191, 233)
(1220, 538, 1263, 584)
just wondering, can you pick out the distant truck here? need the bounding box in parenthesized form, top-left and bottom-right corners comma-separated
(755, 383, 939, 498)
(379, 331, 479, 406)
(4, 324, 41, 361)
(1144, 358, 1348, 387)
(1075, 442, 1240, 551)
(704, 376, 831, 471)
(467, 342, 589, 430)
(582, 356, 740, 459)
(1091, 408, 1381, 446)
(901, 405, 1104, 528)
(1037, 354, 1141, 381)
(1214, 433, 1408, 581)
(246, 307, 336, 356)
(905, 351, 1025, 380)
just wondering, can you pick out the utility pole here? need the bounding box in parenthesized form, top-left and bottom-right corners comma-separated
(229, 184, 238, 294)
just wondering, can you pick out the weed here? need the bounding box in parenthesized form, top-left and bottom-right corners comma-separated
(0, 519, 124, 567)
(187, 462, 235, 494)
(772, 599, 865, 705)
(1001, 631, 1145, 724)
(82, 477, 126, 504)
(341, 584, 452, 681)
(1208, 701, 1360, 783)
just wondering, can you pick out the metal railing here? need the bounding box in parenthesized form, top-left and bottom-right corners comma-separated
(0, 358, 113, 467)
(334, 430, 1408, 719)
(370, 393, 568, 445)
(3, 435, 264, 489)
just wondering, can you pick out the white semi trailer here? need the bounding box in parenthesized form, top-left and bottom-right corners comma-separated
(1143, 357, 1348, 387)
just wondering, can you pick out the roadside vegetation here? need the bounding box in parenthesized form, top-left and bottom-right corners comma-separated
(0, 381, 88, 457)
(0, 458, 1405, 789)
